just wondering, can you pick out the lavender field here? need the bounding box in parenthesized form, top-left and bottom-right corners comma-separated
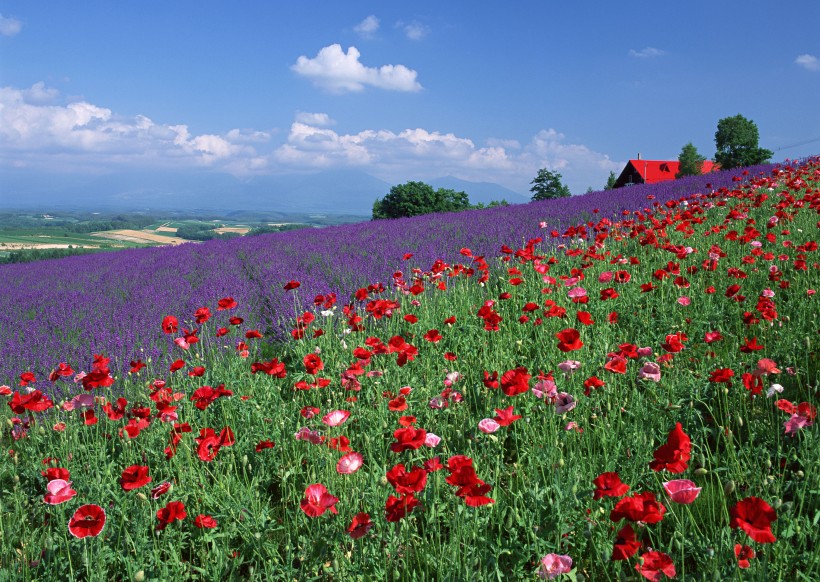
(0, 164, 777, 387)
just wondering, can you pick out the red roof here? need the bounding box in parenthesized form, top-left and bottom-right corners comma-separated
(629, 160, 718, 184)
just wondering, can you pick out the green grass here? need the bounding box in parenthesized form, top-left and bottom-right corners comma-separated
(1, 166, 818, 581)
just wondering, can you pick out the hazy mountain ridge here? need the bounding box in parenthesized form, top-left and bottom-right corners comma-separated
(0, 169, 528, 214)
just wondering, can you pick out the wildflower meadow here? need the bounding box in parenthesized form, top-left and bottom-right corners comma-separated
(1, 158, 818, 580)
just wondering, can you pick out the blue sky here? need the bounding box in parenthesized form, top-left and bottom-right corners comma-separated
(1, 0, 819, 199)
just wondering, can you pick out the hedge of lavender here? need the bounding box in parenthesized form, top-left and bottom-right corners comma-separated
(0, 163, 782, 386)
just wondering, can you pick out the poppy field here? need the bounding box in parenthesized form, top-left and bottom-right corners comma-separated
(1, 158, 819, 580)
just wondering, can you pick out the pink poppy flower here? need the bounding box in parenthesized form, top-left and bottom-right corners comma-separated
(538, 553, 572, 579)
(43, 479, 77, 505)
(300, 483, 339, 517)
(638, 362, 661, 383)
(532, 378, 557, 400)
(336, 452, 363, 475)
(322, 410, 351, 427)
(599, 271, 614, 283)
(662, 479, 701, 504)
(554, 392, 576, 414)
(478, 418, 501, 434)
(68, 504, 106, 538)
(557, 360, 581, 374)
(677, 296, 691, 306)
(423, 432, 441, 447)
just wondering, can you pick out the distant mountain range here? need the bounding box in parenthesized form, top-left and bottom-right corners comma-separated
(0, 169, 529, 215)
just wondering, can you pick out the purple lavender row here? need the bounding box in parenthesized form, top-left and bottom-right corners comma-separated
(0, 163, 779, 387)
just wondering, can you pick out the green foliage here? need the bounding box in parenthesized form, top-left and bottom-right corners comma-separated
(175, 224, 241, 241)
(604, 171, 618, 190)
(529, 169, 571, 201)
(714, 114, 773, 169)
(676, 142, 707, 178)
(372, 181, 471, 219)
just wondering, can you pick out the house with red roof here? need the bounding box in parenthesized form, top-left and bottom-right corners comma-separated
(613, 155, 718, 188)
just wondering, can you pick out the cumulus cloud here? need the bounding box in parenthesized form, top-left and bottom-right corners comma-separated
(795, 53, 820, 71)
(0, 82, 620, 193)
(0, 14, 22, 37)
(294, 111, 335, 126)
(629, 47, 666, 58)
(0, 83, 266, 173)
(291, 44, 422, 93)
(354, 15, 379, 39)
(273, 120, 619, 194)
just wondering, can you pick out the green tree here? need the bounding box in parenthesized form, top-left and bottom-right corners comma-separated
(529, 169, 571, 201)
(372, 181, 471, 219)
(676, 142, 707, 178)
(714, 114, 773, 169)
(604, 171, 618, 190)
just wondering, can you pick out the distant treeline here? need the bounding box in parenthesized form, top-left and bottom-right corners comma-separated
(0, 213, 157, 233)
(0, 247, 104, 264)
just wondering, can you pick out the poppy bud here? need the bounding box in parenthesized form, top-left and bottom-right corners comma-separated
(765, 458, 772, 469)
(694, 468, 708, 476)
(796, 470, 804, 478)
(737, 415, 744, 427)
(558, 458, 565, 468)
(773, 498, 783, 509)
(723, 480, 735, 495)
(136, 492, 147, 502)
(133, 571, 145, 582)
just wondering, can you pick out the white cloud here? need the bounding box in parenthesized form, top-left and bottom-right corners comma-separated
(0, 82, 620, 193)
(0, 14, 22, 37)
(294, 111, 335, 127)
(354, 15, 379, 39)
(291, 44, 422, 93)
(0, 83, 264, 172)
(795, 53, 820, 71)
(629, 47, 666, 58)
(402, 22, 430, 41)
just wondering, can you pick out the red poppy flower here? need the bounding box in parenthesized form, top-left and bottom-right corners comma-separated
(151, 481, 171, 499)
(68, 504, 106, 538)
(390, 427, 427, 453)
(156, 501, 187, 530)
(129, 359, 146, 373)
(500, 367, 531, 397)
(635, 550, 676, 581)
(493, 406, 522, 427)
(555, 328, 583, 352)
(610, 492, 667, 524)
(217, 296, 237, 310)
(709, 368, 735, 385)
(387, 464, 428, 494)
(254, 439, 275, 453)
(457, 482, 495, 507)
(730, 496, 777, 543)
(347, 512, 373, 539)
(385, 493, 419, 522)
(482, 371, 499, 389)
(649, 422, 691, 473)
(120, 465, 152, 491)
(300, 483, 339, 517)
(611, 524, 641, 561)
(161, 316, 178, 334)
(593, 472, 630, 499)
(19, 371, 36, 386)
(604, 356, 627, 374)
(194, 307, 211, 324)
(734, 544, 756, 569)
(8, 390, 54, 413)
(576, 311, 595, 325)
(169, 359, 185, 373)
(42, 467, 70, 482)
(49, 362, 75, 381)
(194, 514, 217, 529)
(283, 280, 301, 290)
(188, 366, 206, 377)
